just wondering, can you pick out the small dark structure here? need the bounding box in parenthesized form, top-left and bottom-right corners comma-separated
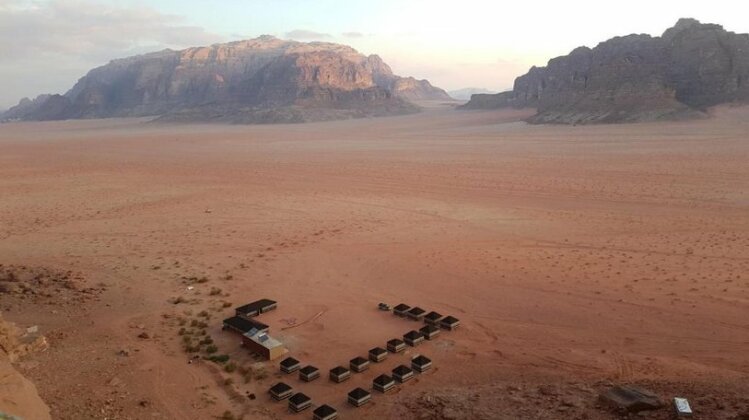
(349, 356, 370, 373)
(393, 303, 411, 317)
(299, 365, 320, 382)
(269, 382, 293, 401)
(222, 316, 269, 335)
(387, 338, 406, 353)
(419, 325, 441, 340)
(288, 392, 312, 413)
(372, 374, 396, 393)
(329, 366, 351, 383)
(423, 311, 443, 326)
(403, 330, 425, 346)
(235, 299, 277, 319)
(407, 306, 426, 321)
(368, 347, 388, 363)
(279, 357, 301, 374)
(392, 364, 415, 383)
(411, 355, 432, 373)
(348, 387, 372, 407)
(440, 315, 460, 330)
(312, 404, 338, 420)
(378, 302, 391, 311)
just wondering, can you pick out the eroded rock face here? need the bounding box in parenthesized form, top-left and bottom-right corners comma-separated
(3, 36, 448, 123)
(462, 19, 749, 124)
(0, 315, 51, 420)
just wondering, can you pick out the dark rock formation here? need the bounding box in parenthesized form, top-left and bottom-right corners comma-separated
(599, 385, 664, 413)
(3, 36, 449, 124)
(462, 19, 749, 124)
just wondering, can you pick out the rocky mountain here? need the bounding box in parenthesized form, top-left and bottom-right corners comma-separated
(448, 88, 496, 101)
(2, 36, 449, 124)
(462, 19, 749, 124)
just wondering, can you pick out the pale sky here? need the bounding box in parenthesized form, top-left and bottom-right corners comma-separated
(1, 0, 748, 108)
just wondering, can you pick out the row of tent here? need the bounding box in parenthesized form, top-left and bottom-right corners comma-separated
(265, 302, 459, 418)
(270, 354, 434, 418)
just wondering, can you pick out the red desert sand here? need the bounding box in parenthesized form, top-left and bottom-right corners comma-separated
(0, 106, 748, 419)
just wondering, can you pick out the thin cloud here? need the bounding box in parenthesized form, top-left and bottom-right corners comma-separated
(0, 0, 224, 107)
(284, 29, 331, 40)
(0, 0, 223, 60)
(341, 31, 365, 38)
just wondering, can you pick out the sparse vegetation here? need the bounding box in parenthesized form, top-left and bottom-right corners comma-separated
(190, 319, 208, 328)
(169, 296, 187, 304)
(253, 367, 268, 380)
(238, 365, 253, 383)
(207, 354, 230, 364)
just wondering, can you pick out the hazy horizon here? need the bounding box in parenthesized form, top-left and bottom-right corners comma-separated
(1, 0, 749, 108)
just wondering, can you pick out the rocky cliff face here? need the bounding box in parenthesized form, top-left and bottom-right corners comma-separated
(0, 314, 51, 420)
(3, 36, 448, 123)
(462, 19, 749, 124)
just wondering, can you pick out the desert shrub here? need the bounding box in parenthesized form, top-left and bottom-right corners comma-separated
(189, 319, 208, 329)
(241, 368, 253, 383)
(197, 277, 209, 283)
(209, 287, 222, 296)
(208, 354, 230, 363)
(224, 362, 237, 373)
(220, 410, 235, 420)
(183, 340, 201, 352)
(199, 337, 213, 345)
(169, 296, 186, 304)
(197, 310, 210, 318)
(253, 367, 268, 380)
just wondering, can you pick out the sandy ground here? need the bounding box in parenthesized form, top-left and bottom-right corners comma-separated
(0, 106, 748, 419)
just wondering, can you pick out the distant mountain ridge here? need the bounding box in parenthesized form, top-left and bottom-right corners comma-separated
(449, 88, 497, 101)
(462, 19, 749, 124)
(2, 36, 450, 124)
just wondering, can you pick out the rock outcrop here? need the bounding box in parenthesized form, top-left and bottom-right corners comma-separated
(462, 19, 749, 124)
(0, 314, 51, 420)
(2, 36, 449, 124)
